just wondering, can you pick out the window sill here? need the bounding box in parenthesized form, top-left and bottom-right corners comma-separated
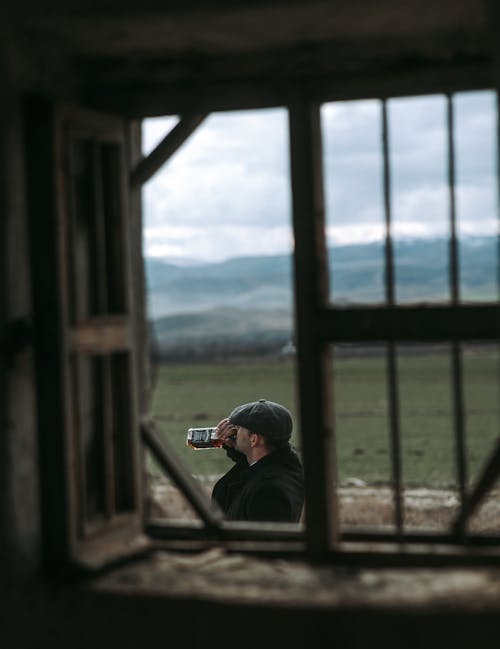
(88, 547, 500, 612)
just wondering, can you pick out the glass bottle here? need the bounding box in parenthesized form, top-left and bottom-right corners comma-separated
(186, 427, 224, 449)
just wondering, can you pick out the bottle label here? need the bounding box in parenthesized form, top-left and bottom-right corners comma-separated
(186, 427, 223, 449)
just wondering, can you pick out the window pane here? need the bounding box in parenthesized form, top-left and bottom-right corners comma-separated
(142, 109, 297, 522)
(463, 343, 500, 534)
(455, 91, 498, 303)
(321, 100, 385, 305)
(398, 344, 458, 531)
(149, 359, 299, 521)
(388, 95, 449, 304)
(331, 344, 394, 530)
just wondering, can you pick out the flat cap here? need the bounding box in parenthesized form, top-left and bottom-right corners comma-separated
(229, 398, 293, 443)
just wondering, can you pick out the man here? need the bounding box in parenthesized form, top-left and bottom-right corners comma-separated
(211, 399, 304, 523)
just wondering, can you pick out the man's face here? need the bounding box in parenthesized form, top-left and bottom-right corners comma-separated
(234, 425, 252, 455)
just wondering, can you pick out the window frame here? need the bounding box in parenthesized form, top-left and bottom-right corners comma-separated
(26, 81, 500, 571)
(26, 101, 149, 570)
(142, 88, 500, 566)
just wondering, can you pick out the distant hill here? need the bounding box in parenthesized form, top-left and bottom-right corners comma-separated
(150, 307, 293, 361)
(146, 236, 498, 359)
(146, 253, 294, 318)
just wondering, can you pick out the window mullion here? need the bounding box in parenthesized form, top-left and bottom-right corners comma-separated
(497, 90, 500, 302)
(289, 94, 339, 557)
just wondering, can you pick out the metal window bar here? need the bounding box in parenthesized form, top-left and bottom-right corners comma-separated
(382, 99, 404, 537)
(447, 94, 468, 537)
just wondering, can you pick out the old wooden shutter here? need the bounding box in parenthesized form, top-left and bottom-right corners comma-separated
(26, 102, 149, 570)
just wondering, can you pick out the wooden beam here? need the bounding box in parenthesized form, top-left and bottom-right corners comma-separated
(84, 62, 495, 118)
(288, 92, 339, 559)
(315, 304, 500, 343)
(130, 114, 207, 188)
(141, 417, 224, 531)
(452, 439, 500, 535)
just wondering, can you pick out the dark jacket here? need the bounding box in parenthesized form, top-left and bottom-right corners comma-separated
(211, 444, 304, 522)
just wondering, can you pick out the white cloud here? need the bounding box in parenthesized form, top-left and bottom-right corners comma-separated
(142, 108, 291, 261)
(326, 223, 385, 246)
(144, 223, 294, 262)
(142, 91, 498, 261)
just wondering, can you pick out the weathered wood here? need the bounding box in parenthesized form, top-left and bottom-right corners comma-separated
(316, 304, 500, 342)
(148, 516, 304, 541)
(127, 120, 151, 415)
(141, 418, 224, 531)
(452, 439, 500, 534)
(81, 546, 500, 649)
(26, 102, 145, 569)
(289, 93, 339, 558)
(130, 114, 207, 188)
(25, 98, 72, 567)
(84, 61, 495, 118)
(70, 318, 130, 353)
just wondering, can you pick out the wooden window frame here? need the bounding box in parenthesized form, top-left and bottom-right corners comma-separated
(25, 83, 500, 572)
(26, 101, 149, 571)
(143, 89, 500, 566)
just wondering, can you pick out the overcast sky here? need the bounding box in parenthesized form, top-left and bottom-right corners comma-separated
(142, 90, 497, 263)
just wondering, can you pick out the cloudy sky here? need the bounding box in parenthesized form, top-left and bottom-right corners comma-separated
(142, 90, 497, 263)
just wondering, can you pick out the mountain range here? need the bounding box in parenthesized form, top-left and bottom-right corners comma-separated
(146, 236, 499, 359)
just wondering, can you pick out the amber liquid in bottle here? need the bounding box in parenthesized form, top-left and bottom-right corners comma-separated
(186, 427, 224, 449)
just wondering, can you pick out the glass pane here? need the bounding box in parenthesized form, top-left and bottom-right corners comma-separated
(463, 343, 500, 534)
(388, 95, 449, 304)
(149, 360, 300, 521)
(142, 109, 291, 265)
(142, 115, 179, 156)
(144, 448, 202, 522)
(322, 100, 385, 305)
(455, 91, 498, 303)
(142, 109, 298, 522)
(331, 344, 394, 530)
(398, 344, 458, 531)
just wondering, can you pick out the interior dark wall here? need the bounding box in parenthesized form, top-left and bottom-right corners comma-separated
(2, 4, 500, 648)
(3, 584, 500, 649)
(0, 69, 41, 585)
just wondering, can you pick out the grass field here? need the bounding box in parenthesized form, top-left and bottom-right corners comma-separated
(149, 345, 500, 491)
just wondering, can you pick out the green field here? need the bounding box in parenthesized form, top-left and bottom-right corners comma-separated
(150, 346, 500, 489)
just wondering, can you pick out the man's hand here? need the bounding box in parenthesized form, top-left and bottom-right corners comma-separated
(216, 418, 238, 448)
